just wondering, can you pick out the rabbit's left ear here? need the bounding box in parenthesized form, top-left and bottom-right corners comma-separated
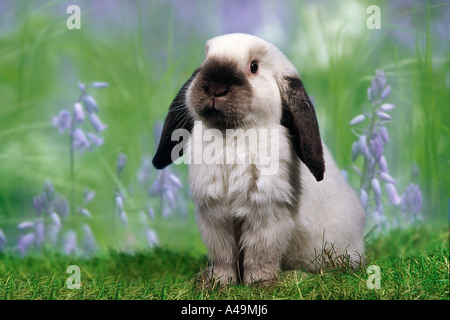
(279, 75, 325, 181)
(152, 68, 200, 170)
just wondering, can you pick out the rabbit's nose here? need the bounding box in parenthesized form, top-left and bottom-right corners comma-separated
(205, 83, 229, 97)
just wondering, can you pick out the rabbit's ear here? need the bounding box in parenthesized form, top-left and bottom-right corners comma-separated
(279, 75, 325, 181)
(152, 68, 200, 169)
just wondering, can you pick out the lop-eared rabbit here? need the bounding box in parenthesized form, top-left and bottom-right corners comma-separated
(153, 33, 365, 284)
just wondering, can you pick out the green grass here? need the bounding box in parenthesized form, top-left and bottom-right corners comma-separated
(1, 225, 448, 300)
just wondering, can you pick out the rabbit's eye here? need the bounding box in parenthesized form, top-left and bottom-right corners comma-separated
(250, 61, 258, 74)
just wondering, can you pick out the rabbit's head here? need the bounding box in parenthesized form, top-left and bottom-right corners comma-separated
(153, 33, 325, 181)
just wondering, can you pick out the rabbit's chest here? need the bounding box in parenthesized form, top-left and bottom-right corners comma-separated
(187, 123, 297, 213)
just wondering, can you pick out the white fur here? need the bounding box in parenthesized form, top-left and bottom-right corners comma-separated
(184, 34, 365, 283)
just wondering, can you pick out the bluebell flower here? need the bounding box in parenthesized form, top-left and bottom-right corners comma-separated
(87, 132, 104, 147)
(83, 188, 96, 204)
(64, 230, 77, 255)
(88, 113, 107, 133)
(349, 114, 365, 125)
(360, 189, 368, 208)
(148, 167, 184, 217)
(147, 206, 155, 220)
(90, 82, 109, 88)
(73, 128, 91, 153)
(349, 69, 423, 230)
(378, 126, 389, 143)
(401, 183, 423, 216)
(78, 208, 92, 218)
(377, 111, 392, 121)
(145, 229, 158, 248)
(82, 224, 97, 256)
(380, 172, 396, 184)
(33, 195, 44, 216)
(50, 212, 62, 229)
(83, 95, 99, 113)
(380, 103, 395, 111)
(17, 233, 35, 257)
(18, 221, 34, 229)
(73, 102, 85, 123)
(386, 183, 401, 206)
(369, 134, 384, 162)
(52, 110, 72, 134)
(34, 220, 45, 249)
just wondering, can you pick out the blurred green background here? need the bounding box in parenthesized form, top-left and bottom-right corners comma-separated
(0, 0, 448, 256)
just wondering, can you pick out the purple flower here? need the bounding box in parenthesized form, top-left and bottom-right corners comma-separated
(74, 102, 85, 123)
(55, 196, 69, 217)
(18, 221, 34, 229)
(83, 188, 96, 204)
(380, 103, 395, 111)
(90, 82, 109, 88)
(350, 114, 365, 125)
(88, 113, 107, 133)
(371, 178, 381, 197)
(360, 189, 368, 208)
(17, 233, 35, 257)
(401, 183, 423, 215)
(349, 69, 423, 230)
(378, 126, 389, 143)
(52, 110, 72, 134)
(377, 111, 392, 121)
(380, 85, 391, 100)
(78, 208, 92, 218)
(145, 229, 158, 248)
(64, 231, 77, 255)
(33, 196, 44, 216)
(386, 183, 401, 205)
(34, 220, 45, 248)
(83, 95, 99, 113)
(87, 132, 104, 147)
(73, 128, 91, 153)
(369, 135, 384, 162)
(115, 195, 124, 212)
(82, 224, 97, 256)
(78, 83, 86, 92)
(149, 167, 184, 217)
(380, 172, 396, 184)
(379, 155, 389, 173)
(147, 207, 155, 220)
(358, 135, 370, 158)
(50, 212, 62, 229)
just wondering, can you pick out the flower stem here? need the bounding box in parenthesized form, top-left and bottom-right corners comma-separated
(70, 116, 76, 216)
(359, 104, 377, 191)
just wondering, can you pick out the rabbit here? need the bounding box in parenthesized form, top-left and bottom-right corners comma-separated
(153, 33, 366, 284)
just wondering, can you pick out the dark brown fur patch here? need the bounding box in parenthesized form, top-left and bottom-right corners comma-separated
(189, 57, 253, 129)
(279, 76, 325, 181)
(152, 68, 200, 169)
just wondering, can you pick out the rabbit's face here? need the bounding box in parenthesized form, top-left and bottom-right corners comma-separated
(186, 34, 293, 129)
(153, 33, 325, 182)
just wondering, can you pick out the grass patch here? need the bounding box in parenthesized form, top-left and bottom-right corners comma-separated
(0, 225, 448, 300)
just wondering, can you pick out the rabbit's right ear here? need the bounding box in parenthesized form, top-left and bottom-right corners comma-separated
(152, 68, 200, 170)
(278, 75, 325, 181)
